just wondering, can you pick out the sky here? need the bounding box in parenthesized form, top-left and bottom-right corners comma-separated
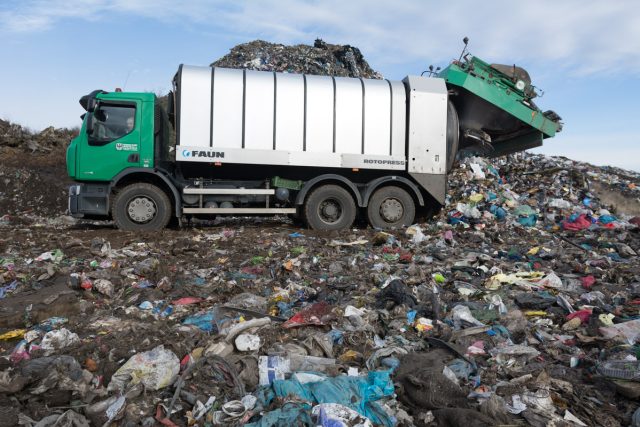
(1, 0, 639, 171)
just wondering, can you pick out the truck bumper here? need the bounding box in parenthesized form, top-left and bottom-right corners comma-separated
(68, 183, 110, 218)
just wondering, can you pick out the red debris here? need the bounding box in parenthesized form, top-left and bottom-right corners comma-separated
(282, 301, 334, 328)
(581, 275, 596, 289)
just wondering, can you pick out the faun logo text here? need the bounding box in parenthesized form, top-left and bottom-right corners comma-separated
(182, 149, 225, 159)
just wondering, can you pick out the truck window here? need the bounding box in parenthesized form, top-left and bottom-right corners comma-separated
(88, 104, 136, 145)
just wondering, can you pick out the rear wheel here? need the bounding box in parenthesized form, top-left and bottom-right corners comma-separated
(113, 183, 172, 231)
(304, 185, 356, 231)
(367, 186, 415, 229)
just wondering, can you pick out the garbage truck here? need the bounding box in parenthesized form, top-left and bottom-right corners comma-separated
(66, 43, 562, 231)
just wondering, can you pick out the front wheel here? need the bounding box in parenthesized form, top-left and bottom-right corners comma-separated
(367, 186, 415, 229)
(113, 183, 172, 231)
(304, 185, 356, 231)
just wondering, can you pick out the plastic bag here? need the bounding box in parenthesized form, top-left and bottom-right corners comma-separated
(405, 225, 427, 244)
(548, 198, 572, 209)
(490, 344, 540, 362)
(259, 355, 291, 386)
(107, 345, 179, 392)
(183, 311, 217, 332)
(255, 371, 395, 427)
(456, 203, 481, 219)
(40, 328, 80, 355)
(283, 302, 334, 328)
(244, 403, 313, 427)
(600, 318, 640, 344)
(562, 214, 591, 231)
(451, 305, 485, 328)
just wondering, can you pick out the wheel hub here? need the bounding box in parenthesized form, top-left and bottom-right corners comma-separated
(319, 199, 342, 224)
(127, 197, 157, 223)
(380, 198, 403, 222)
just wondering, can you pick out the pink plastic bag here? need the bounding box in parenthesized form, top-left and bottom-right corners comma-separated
(567, 309, 592, 324)
(581, 276, 596, 289)
(562, 214, 591, 231)
(283, 302, 334, 328)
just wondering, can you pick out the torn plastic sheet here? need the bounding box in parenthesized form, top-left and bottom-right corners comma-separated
(485, 271, 562, 291)
(253, 371, 395, 426)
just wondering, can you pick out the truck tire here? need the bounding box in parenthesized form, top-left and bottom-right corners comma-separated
(304, 185, 356, 231)
(367, 186, 415, 229)
(113, 183, 172, 231)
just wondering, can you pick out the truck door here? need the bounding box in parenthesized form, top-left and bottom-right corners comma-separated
(77, 101, 141, 181)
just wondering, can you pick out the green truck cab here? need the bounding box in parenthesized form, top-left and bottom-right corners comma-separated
(67, 90, 175, 225)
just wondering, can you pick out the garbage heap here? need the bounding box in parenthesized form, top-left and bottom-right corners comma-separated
(0, 118, 78, 152)
(0, 119, 74, 223)
(211, 39, 383, 79)
(1, 149, 640, 426)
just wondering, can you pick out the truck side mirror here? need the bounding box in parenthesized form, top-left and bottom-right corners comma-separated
(79, 89, 106, 112)
(86, 114, 94, 135)
(87, 98, 97, 112)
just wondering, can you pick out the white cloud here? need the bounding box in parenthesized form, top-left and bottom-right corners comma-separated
(0, 0, 105, 32)
(2, 0, 640, 75)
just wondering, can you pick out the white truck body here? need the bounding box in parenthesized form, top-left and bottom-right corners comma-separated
(174, 65, 448, 177)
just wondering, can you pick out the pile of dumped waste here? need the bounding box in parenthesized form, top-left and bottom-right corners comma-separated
(0, 119, 77, 222)
(0, 118, 77, 153)
(211, 39, 383, 79)
(1, 149, 640, 426)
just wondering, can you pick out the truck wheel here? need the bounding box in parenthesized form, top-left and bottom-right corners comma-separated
(367, 186, 415, 229)
(113, 183, 172, 231)
(304, 185, 356, 231)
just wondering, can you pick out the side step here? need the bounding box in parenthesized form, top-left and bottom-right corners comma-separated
(183, 207, 296, 214)
(183, 188, 275, 195)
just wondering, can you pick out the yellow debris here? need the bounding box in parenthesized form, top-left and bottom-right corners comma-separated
(469, 193, 484, 203)
(599, 313, 615, 326)
(525, 311, 547, 317)
(0, 329, 26, 340)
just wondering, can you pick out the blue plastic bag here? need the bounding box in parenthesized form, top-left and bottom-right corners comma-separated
(182, 311, 216, 332)
(254, 371, 395, 427)
(245, 402, 313, 427)
(489, 204, 506, 220)
(599, 214, 617, 224)
(517, 214, 537, 227)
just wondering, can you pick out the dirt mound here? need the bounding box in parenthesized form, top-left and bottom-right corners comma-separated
(211, 39, 383, 79)
(0, 120, 77, 220)
(0, 118, 77, 152)
(0, 147, 71, 220)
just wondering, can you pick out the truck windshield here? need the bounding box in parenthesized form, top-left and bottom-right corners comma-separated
(88, 104, 135, 144)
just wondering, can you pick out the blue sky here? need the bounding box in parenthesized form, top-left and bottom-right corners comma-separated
(1, 0, 639, 171)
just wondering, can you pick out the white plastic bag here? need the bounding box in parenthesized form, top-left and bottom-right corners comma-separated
(107, 345, 179, 392)
(40, 328, 80, 356)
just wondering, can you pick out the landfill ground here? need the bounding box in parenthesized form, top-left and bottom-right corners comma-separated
(2, 138, 640, 427)
(3, 41, 640, 427)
